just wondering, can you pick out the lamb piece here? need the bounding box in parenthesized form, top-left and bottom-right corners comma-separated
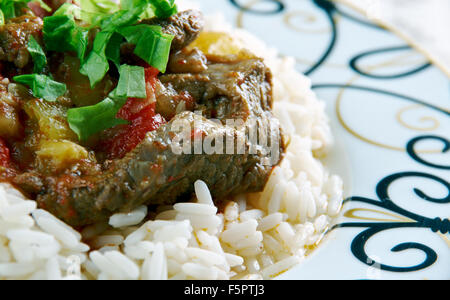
(154, 80, 196, 120)
(157, 57, 273, 121)
(0, 15, 43, 69)
(33, 56, 285, 226)
(120, 10, 204, 66)
(167, 48, 208, 74)
(141, 9, 204, 52)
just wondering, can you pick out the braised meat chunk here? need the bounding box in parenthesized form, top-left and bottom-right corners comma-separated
(142, 9, 204, 52)
(36, 55, 284, 226)
(0, 15, 43, 69)
(0, 6, 286, 226)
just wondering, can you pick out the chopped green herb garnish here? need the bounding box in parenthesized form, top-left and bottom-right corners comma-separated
(0, 1, 14, 20)
(53, 3, 81, 18)
(0, 0, 51, 21)
(116, 64, 146, 99)
(43, 15, 77, 52)
(120, 0, 177, 19)
(99, 4, 145, 32)
(73, 26, 90, 63)
(13, 74, 67, 102)
(67, 92, 128, 141)
(78, 3, 176, 86)
(43, 15, 89, 63)
(27, 35, 47, 73)
(133, 27, 173, 73)
(78, 3, 156, 87)
(118, 24, 174, 72)
(105, 32, 124, 68)
(150, 0, 177, 18)
(79, 31, 113, 87)
(67, 63, 148, 140)
(80, 0, 120, 15)
(3, 0, 179, 140)
(0, 10, 5, 26)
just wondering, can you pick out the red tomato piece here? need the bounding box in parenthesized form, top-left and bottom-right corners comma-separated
(0, 137, 11, 168)
(100, 67, 166, 159)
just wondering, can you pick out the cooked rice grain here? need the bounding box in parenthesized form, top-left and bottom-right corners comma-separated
(0, 5, 343, 280)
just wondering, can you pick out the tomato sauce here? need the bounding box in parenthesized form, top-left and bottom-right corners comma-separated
(0, 137, 11, 168)
(0, 137, 18, 180)
(99, 67, 166, 159)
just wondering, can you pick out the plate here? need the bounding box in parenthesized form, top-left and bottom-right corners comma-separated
(196, 0, 450, 280)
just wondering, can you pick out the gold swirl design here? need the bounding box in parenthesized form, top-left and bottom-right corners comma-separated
(335, 50, 447, 153)
(345, 208, 411, 223)
(236, 0, 346, 69)
(283, 10, 331, 34)
(336, 88, 445, 154)
(396, 104, 441, 132)
(439, 234, 450, 248)
(285, 10, 346, 68)
(234, 0, 447, 153)
(235, 0, 263, 29)
(355, 52, 427, 74)
(335, 89, 405, 152)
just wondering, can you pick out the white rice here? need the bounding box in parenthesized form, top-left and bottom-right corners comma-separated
(0, 5, 343, 280)
(109, 206, 148, 228)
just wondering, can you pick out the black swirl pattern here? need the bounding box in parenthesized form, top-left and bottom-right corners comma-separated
(311, 87, 450, 272)
(349, 46, 432, 79)
(227, 0, 449, 276)
(334, 169, 449, 272)
(407, 136, 450, 170)
(229, 0, 285, 15)
(303, 0, 337, 76)
(312, 84, 450, 117)
(332, 133, 449, 272)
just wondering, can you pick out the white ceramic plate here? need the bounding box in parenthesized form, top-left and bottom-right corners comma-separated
(197, 0, 450, 280)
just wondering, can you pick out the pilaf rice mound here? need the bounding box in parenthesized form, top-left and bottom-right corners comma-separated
(0, 7, 343, 280)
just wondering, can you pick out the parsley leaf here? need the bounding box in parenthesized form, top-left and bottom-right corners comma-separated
(13, 74, 67, 102)
(78, 4, 147, 87)
(118, 24, 174, 72)
(53, 3, 81, 18)
(116, 64, 146, 99)
(105, 32, 124, 69)
(43, 15, 89, 63)
(27, 35, 47, 73)
(67, 63, 147, 140)
(67, 92, 128, 141)
(79, 31, 113, 88)
(0, 10, 5, 26)
(43, 15, 77, 52)
(120, 0, 177, 19)
(0, 0, 51, 21)
(99, 4, 145, 32)
(150, 0, 177, 18)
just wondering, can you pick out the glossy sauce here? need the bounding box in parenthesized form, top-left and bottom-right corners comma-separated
(97, 67, 166, 159)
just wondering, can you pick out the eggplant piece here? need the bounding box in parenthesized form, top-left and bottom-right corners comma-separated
(158, 57, 274, 121)
(34, 57, 285, 226)
(38, 112, 282, 225)
(0, 81, 22, 139)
